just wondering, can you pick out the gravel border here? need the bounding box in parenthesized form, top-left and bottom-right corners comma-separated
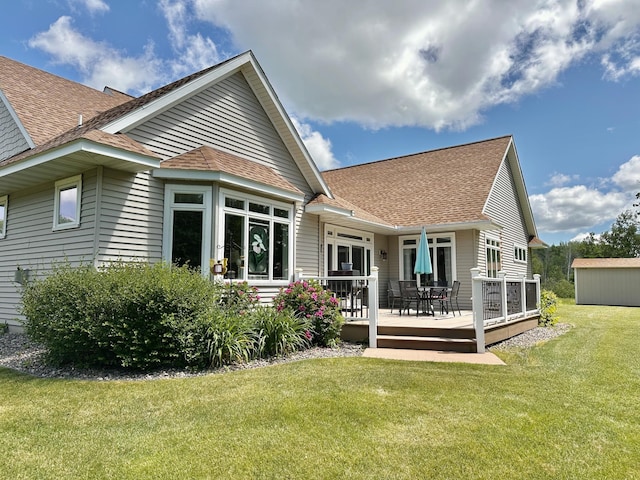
(0, 333, 364, 381)
(1, 323, 571, 380)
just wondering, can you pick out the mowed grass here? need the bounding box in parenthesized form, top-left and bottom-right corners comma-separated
(1, 302, 639, 479)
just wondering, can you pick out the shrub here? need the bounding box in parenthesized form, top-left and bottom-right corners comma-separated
(219, 281, 261, 315)
(539, 289, 559, 327)
(273, 280, 344, 347)
(543, 279, 575, 299)
(22, 261, 220, 369)
(252, 306, 311, 357)
(197, 309, 255, 368)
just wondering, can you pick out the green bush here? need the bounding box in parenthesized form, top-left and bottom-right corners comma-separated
(273, 280, 344, 347)
(22, 262, 220, 369)
(197, 309, 256, 368)
(252, 306, 311, 357)
(220, 281, 261, 315)
(542, 278, 575, 299)
(539, 289, 559, 326)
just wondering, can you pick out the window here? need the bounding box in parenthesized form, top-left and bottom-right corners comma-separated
(486, 235, 502, 278)
(399, 233, 455, 285)
(53, 175, 82, 230)
(0, 195, 7, 239)
(220, 190, 293, 282)
(163, 185, 212, 274)
(324, 225, 373, 275)
(514, 244, 527, 264)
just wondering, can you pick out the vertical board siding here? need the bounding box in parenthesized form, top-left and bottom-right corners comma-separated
(575, 269, 640, 306)
(0, 170, 98, 325)
(97, 169, 164, 263)
(483, 158, 530, 277)
(0, 100, 30, 162)
(127, 72, 313, 198)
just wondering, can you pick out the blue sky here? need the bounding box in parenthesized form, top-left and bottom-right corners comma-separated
(3, 0, 640, 245)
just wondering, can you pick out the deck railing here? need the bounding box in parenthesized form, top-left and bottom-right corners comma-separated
(471, 268, 541, 352)
(295, 267, 379, 348)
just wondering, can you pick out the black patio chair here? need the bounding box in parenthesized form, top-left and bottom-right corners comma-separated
(387, 280, 403, 313)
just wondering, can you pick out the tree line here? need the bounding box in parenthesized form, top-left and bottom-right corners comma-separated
(532, 194, 640, 298)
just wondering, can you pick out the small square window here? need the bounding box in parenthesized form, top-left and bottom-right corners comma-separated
(54, 175, 82, 230)
(0, 195, 7, 239)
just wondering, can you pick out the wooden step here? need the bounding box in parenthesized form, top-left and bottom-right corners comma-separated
(376, 335, 477, 353)
(377, 325, 474, 340)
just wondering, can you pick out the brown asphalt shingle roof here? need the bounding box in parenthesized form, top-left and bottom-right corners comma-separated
(0, 56, 130, 146)
(571, 258, 640, 269)
(161, 146, 303, 195)
(319, 136, 512, 227)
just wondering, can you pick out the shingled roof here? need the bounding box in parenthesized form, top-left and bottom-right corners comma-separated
(0, 56, 130, 146)
(572, 258, 640, 269)
(318, 136, 512, 228)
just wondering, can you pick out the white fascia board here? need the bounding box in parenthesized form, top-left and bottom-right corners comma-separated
(0, 139, 160, 178)
(153, 168, 305, 202)
(305, 203, 354, 217)
(395, 220, 501, 234)
(0, 89, 36, 149)
(101, 53, 252, 135)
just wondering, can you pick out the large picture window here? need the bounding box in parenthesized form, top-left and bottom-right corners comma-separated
(220, 190, 292, 282)
(53, 175, 82, 230)
(399, 233, 455, 286)
(324, 225, 372, 275)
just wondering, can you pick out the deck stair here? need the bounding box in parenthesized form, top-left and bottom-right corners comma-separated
(375, 325, 476, 353)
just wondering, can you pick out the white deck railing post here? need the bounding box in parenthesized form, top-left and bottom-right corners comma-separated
(368, 266, 379, 348)
(519, 273, 527, 317)
(470, 267, 485, 353)
(534, 273, 541, 308)
(498, 271, 508, 321)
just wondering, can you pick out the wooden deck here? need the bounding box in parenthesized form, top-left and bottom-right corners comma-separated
(341, 308, 540, 353)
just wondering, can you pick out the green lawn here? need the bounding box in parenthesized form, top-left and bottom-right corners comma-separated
(1, 302, 639, 479)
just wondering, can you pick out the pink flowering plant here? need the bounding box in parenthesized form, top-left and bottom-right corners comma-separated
(273, 279, 344, 347)
(217, 281, 260, 315)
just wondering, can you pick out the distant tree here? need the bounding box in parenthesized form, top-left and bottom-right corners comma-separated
(600, 210, 640, 258)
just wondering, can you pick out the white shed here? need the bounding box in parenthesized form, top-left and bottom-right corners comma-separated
(572, 258, 640, 307)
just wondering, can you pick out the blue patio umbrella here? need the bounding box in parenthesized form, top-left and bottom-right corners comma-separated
(414, 227, 433, 276)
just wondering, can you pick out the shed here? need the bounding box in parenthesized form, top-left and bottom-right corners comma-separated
(571, 258, 640, 307)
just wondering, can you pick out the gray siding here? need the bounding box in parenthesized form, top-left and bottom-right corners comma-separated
(296, 210, 321, 276)
(482, 158, 530, 277)
(97, 169, 164, 263)
(575, 268, 640, 306)
(0, 100, 30, 162)
(454, 230, 477, 310)
(0, 170, 98, 326)
(127, 72, 313, 198)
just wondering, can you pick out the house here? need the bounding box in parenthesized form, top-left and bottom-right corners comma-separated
(0, 51, 542, 331)
(572, 258, 640, 307)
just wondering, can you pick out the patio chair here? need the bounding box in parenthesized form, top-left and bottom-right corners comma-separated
(387, 280, 403, 313)
(433, 281, 461, 316)
(429, 287, 450, 315)
(399, 280, 426, 316)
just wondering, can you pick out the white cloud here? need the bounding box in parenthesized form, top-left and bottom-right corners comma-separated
(69, 0, 110, 14)
(159, 0, 221, 77)
(530, 185, 628, 233)
(547, 172, 579, 187)
(611, 155, 640, 192)
(28, 16, 164, 94)
(570, 232, 601, 242)
(192, 0, 640, 130)
(290, 117, 339, 171)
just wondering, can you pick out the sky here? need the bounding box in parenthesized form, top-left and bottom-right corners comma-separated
(2, 0, 640, 245)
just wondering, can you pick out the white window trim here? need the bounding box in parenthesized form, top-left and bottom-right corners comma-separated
(514, 243, 528, 264)
(324, 224, 374, 275)
(218, 188, 294, 285)
(53, 175, 82, 231)
(485, 233, 502, 277)
(398, 232, 457, 285)
(0, 195, 7, 239)
(162, 184, 213, 277)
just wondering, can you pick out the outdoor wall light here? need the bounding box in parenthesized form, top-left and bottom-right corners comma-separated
(379, 250, 388, 261)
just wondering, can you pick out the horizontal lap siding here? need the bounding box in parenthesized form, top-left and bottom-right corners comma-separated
(482, 159, 529, 277)
(127, 71, 318, 283)
(0, 170, 97, 325)
(454, 230, 476, 310)
(126, 72, 311, 196)
(97, 169, 164, 263)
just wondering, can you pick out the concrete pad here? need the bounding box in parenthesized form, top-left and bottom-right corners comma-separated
(362, 348, 505, 365)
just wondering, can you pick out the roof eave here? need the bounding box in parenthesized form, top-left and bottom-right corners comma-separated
(153, 168, 305, 203)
